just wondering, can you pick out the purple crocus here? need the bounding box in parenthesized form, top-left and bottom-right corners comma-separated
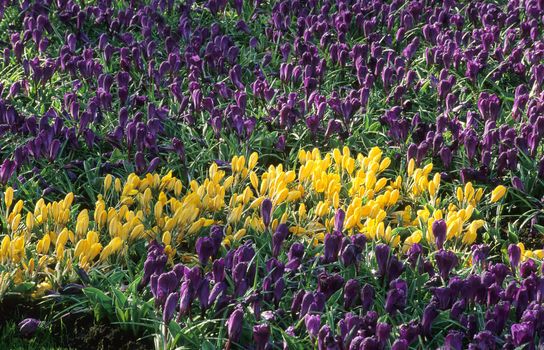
(508, 244, 521, 273)
(361, 284, 375, 312)
(227, 307, 244, 344)
(163, 292, 178, 324)
(421, 302, 439, 336)
(18, 318, 40, 337)
(375, 244, 404, 281)
(318, 324, 338, 350)
(376, 322, 391, 344)
(471, 244, 490, 268)
(323, 231, 342, 263)
(443, 330, 464, 350)
(195, 237, 214, 265)
(272, 223, 289, 257)
(334, 208, 345, 232)
(391, 339, 408, 350)
(253, 324, 270, 350)
(343, 279, 360, 309)
(435, 250, 458, 281)
(385, 279, 407, 315)
(178, 280, 193, 317)
(260, 198, 273, 228)
(305, 314, 321, 339)
(375, 244, 391, 277)
(432, 219, 447, 250)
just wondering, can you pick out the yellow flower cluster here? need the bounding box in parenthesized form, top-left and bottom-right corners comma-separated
(516, 242, 544, 261)
(0, 147, 512, 298)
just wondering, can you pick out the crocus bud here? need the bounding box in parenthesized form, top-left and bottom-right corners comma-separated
(253, 324, 270, 350)
(213, 258, 225, 283)
(508, 244, 521, 273)
(343, 279, 360, 309)
(304, 314, 321, 339)
(288, 242, 304, 261)
(450, 299, 466, 320)
(361, 284, 375, 312)
(511, 322, 534, 347)
(163, 292, 178, 324)
(334, 208, 345, 232)
(196, 237, 214, 265)
(421, 302, 439, 336)
(317, 272, 344, 300)
(385, 281, 407, 315)
(227, 307, 244, 343)
(318, 325, 337, 350)
(376, 322, 392, 344)
(19, 318, 40, 337)
(375, 244, 391, 277)
(435, 250, 458, 281)
(208, 281, 226, 306)
(471, 244, 490, 268)
(323, 232, 342, 263)
(432, 219, 447, 250)
(272, 223, 289, 257)
(340, 244, 357, 267)
(178, 280, 193, 317)
(443, 330, 464, 350)
(260, 198, 273, 228)
(391, 339, 408, 350)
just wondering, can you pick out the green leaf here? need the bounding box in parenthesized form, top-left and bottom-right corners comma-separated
(83, 287, 114, 317)
(534, 224, 544, 234)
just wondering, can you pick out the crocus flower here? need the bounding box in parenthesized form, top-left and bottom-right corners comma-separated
(334, 208, 345, 232)
(163, 292, 178, 324)
(272, 223, 289, 257)
(227, 307, 244, 344)
(385, 279, 407, 315)
(391, 339, 408, 350)
(432, 219, 447, 250)
(260, 198, 272, 228)
(471, 244, 490, 268)
(340, 243, 357, 267)
(470, 330, 495, 349)
(195, 237, 214, 265)
(318, 272, 344, 299)
(520, 259, 537, 278)
(288, 242, 304, 261)
(450, 299, 466, 320)
(19, 318, 40, 337)
(361, 284, 375, 312)
(435, 250, 458, 281)
(375, 244, 404, 281)
(253, 324, 270, 350)
(179, 280, 193, 317)
(490, 185, 507, 203)
(318, 325, 338, 350)
(508, 244, 521, 273)
(421, 302, 439, 336)
(376, 322, 391, 344)
(157, 271, 180, 305)
(323, 232, 342, 263)
(305, 314, 321, 339)
(443, 330, 464, 350)
(208, 281, 227, 307)
(343, 279, 360, 309)
(375, 244, 390, 277)
(213, 258, 226, 282)
(399, 320, 421, 345)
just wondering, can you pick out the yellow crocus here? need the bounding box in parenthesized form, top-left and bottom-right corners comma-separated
(490, 185, 507, 203)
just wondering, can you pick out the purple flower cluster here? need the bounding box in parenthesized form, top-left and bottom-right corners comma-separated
(137, 225, 544, 348)
(0, 0, 543, 211)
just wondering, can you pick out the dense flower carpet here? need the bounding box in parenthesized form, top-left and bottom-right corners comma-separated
(0, 0, 543, 349)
